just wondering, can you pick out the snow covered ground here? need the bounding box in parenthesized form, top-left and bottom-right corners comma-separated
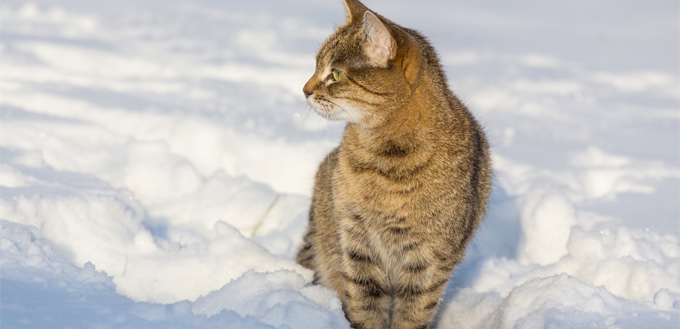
(1, 0, 678, 328)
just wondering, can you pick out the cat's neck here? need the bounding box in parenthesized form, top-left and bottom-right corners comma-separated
(342, 81, 440, 160)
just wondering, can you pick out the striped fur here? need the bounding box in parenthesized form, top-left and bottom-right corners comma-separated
(297, 1, 492, 328)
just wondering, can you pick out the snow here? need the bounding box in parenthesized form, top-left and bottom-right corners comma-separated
(1, 0, 678, 328)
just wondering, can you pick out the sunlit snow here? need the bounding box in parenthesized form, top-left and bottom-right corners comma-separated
(1, 0, 678, 328)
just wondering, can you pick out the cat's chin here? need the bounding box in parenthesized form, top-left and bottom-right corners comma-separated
(307, 98, 361, 123)
(314, 110, 343, 122)
(318, 109, 362, 123)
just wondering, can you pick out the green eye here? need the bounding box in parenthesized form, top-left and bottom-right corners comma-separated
(332, 69, 344, 81)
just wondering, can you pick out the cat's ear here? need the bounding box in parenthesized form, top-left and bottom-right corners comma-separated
(344, 0, 369, 23)
(362, 11, 396, 66)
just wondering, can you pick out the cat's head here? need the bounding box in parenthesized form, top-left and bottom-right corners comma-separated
(303, 0, 422, 127)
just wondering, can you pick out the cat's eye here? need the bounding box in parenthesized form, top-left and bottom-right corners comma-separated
(332, 69, 344, 81)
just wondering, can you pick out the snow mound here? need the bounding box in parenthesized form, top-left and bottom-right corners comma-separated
(1, 220, 349, 328)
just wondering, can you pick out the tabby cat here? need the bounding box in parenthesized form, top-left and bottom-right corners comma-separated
(296, 1, 492, 328)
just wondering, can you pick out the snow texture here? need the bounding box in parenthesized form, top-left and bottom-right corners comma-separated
(1, 0, 678, 328)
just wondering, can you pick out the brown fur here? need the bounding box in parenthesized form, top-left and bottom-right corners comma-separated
(297, 1, 492, 328)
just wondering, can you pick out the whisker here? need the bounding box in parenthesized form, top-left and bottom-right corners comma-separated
(292, 105, 310, 144)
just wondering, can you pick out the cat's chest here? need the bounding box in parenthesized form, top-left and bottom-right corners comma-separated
(335, 151, 417, 214)
(333, 143, 440, 271)
(336, 136, 429, 192)
(333, 145, 430, 227)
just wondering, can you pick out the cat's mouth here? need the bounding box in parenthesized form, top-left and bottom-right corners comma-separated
(306, 95, 340, 120)
(306, 95, 364, 123)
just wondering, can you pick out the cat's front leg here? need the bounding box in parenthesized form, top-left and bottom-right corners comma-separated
(390, 248, 457, 329)
(338, 219, 391, 329)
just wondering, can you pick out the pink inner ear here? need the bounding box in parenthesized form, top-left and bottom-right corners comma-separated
(363, 12, 396, 63)
(382, 37, 396, 60)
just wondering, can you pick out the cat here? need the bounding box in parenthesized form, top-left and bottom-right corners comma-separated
(296, 0, 492, 328)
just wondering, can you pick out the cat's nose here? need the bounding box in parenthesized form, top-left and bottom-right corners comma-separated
(303, 79, 315, 98)
(303, 87, 313, 98)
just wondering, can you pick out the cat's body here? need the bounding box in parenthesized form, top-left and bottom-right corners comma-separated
(297, 1, 491, 328)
